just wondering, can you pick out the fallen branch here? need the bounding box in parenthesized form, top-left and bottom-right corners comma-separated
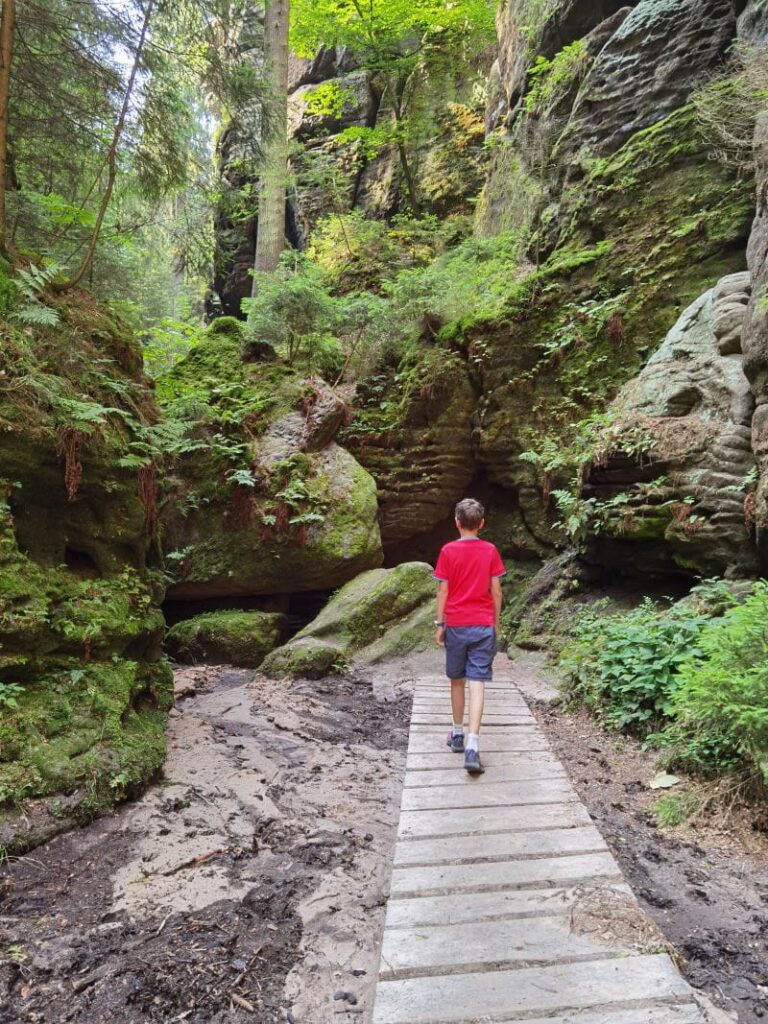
(161, 848, 223, 876)
(231, 993, 255, 1013)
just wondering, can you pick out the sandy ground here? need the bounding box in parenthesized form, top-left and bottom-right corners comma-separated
(0, 656, 421, 1024)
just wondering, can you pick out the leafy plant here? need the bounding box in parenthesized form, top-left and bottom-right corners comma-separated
(0, 682, 24, 709)
(652, 791, 698, 828)
(245, 252, 343, 377)
(525, 40, 588, 115)
(663, 583, 768, 780)
(559, 598, 709, 735)
(11, 262, 62, 326)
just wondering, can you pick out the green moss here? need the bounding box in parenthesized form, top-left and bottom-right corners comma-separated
(262, 562, 435, 678)
(207, 315, 245, 340)
(261, 638, 341, 680)
(156, 325, 382, 599)
(0, 486, 171, 824)
(0, 295, 172, 850)
(463, 103, 753, 513)
(165, 610, 289, 666)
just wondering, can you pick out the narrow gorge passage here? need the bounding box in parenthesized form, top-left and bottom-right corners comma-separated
(5, 0, 768, 1022)
(3, 650, 767, 1023)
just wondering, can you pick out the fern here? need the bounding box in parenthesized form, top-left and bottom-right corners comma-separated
(15, 262, 62, 300)
(11, 262, 63, 326)
(13, 302, 60, 327)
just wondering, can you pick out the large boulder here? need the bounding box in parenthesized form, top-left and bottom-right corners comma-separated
(0, 290, 172, 853)
(261, 562, 435, 678)
(582, 273, 759, 578)
(165, 610, 289, 667)
(160, 322, 383, 601)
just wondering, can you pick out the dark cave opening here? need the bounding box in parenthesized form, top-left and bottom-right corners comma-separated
(162, 588, 335, 637)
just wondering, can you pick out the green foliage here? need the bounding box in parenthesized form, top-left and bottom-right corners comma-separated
(290, 0, 496, 64)
(141, 317, 200, 377)
(664, 583, 768, 780)
(245, 253, 343, 377)
(309, 211, 450, 293)
(303, 80, 356, 119)
(0, 683, 24, 710)
(652, 791, 698, 828)
(525, 40, 588, 115)
(290, 0, 495, 211)
(560, 580, 768, 794)
(559, 598, 709, 735)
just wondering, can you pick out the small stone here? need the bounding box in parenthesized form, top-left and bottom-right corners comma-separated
(333, 991, 353, 1002)
(649, 772, 681, 790)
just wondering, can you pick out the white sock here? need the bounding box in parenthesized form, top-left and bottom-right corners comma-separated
(466, 732, 480, 752)
(452, 721, 464, 736)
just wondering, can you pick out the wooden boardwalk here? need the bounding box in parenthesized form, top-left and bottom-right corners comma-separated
(372, 667, 709, 1024)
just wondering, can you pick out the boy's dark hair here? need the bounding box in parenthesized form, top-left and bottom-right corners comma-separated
(455, 498, 485, 530)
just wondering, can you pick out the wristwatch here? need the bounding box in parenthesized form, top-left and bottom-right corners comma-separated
(434, 620, 445, 628)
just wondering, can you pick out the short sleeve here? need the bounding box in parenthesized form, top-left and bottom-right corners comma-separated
(490, 546, 506, 578)
(433, 547, 450, 582)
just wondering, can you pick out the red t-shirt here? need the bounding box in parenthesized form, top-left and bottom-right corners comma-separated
(433, 538, 506, 627)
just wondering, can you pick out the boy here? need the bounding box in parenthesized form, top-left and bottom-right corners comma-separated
(433, 498, 505, 775)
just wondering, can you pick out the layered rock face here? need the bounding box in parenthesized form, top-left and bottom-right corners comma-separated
(471, 0, 753, 551)
(583, 273, 759, 578)
(160, 321, 383, 601)
(0, 296, 172, 853)
(742, 114, 768, 560)
(341, 354, 477, 560)
(557, 0, 738, 160)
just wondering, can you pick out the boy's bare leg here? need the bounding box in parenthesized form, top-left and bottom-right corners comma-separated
(467, 679, 485, 736)
(450, 678, 466, 726)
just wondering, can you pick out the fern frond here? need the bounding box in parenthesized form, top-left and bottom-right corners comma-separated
(13, 302, 60, 327)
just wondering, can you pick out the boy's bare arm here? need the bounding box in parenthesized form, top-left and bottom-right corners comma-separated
(435, 581, 448, 646)
(491, 576, 502, 632)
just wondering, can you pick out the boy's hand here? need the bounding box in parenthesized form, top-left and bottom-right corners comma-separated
(435, 626, 445, 647)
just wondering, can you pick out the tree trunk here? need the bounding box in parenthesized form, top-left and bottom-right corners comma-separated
(58, 0, 154, 291)
(0, 0, 15, 255)
(252, 0, 290, 287)
(386, 73, 421, 217)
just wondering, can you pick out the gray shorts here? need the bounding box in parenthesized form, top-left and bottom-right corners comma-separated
(444, 626, 496, 681)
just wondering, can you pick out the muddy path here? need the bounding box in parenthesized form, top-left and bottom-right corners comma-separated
(521, 653, 768, 1024)
(0, 662, 413, 1024)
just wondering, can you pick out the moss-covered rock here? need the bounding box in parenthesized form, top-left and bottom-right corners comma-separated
(261, 562, 435, 678)
(582, 273, 759, 579)
(165, 610, 289, 666)
(471, 104, 753, 539)
(0, 293, 172, 854)
(159, 323, 383, 599)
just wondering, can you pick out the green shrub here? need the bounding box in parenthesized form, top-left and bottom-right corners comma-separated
(664, 582, 768, 780)
(245, 252, 345, 379)
(559, 598, 708, 735)
(652, 791, 698, 828)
